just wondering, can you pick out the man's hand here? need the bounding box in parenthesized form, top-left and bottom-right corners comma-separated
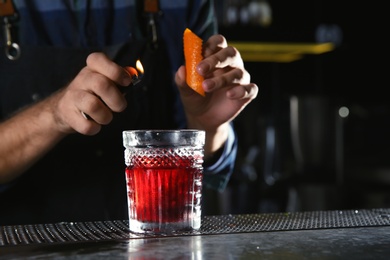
(175, 34, 258, 159)
(54, 52, 132, 135)
(0, 52, 132, 182)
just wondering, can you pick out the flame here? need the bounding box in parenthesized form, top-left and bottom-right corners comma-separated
(136, 60, 144, 74)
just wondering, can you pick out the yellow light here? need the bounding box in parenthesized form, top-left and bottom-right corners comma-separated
(136, 60, 144, 74)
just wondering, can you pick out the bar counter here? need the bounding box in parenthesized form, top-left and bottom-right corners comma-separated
(1, 208, 389, 259)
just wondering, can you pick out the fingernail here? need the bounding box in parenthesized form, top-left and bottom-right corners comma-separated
(203, 79, 215, 91)
(197, 63, 210, 75)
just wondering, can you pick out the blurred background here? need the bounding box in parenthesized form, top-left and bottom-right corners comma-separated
(203, 0, 389, 215)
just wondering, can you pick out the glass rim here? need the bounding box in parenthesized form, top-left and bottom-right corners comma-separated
(122, 129, 205, 147)
(122, 129, 204, 134)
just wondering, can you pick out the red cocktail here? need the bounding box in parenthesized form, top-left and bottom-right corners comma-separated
(123, 130, 205, 234)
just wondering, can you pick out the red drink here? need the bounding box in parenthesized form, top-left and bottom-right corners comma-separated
(123, 130, 205, 234)
(125, 151, 203, 233)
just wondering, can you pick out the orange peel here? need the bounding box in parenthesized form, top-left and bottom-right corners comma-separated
(183, 28, 205, 96)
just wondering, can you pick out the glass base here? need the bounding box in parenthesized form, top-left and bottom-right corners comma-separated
(129, 217, 201, 235)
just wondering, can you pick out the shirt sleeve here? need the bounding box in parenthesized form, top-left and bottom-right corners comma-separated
(203, 123, 237, 192)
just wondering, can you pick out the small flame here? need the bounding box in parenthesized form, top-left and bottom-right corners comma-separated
(136, 60, 144, 74)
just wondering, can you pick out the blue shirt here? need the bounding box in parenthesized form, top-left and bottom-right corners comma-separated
(3, 0, 237, 192)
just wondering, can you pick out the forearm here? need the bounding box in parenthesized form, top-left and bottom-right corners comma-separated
(203, 123, 229, 162)
(0, 95, 66, 183)
(186, 116, 229, 162)
(203, 123, 237, 192)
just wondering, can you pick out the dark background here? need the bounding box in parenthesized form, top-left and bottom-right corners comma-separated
(206, 0, 390, 214)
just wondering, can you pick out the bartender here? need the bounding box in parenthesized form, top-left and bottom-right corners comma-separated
(0, 0, 258, 225)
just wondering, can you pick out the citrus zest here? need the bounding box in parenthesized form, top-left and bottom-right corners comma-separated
(183, 28, 205, 96)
